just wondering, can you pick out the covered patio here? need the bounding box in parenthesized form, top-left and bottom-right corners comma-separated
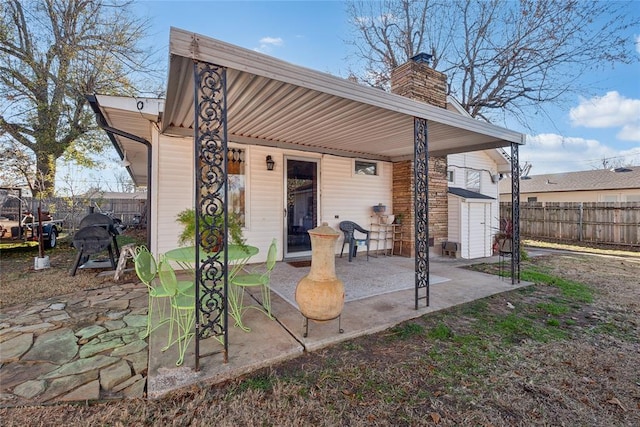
(89, 27, 524, 372)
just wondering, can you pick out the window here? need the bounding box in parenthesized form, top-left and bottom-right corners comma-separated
(466, 170, 480, 192)
(626, 195, 640, 202)
(447, 170, 454, 183)
(197, 146, 247, 228)
(227, 147, 246, 226)
(355, 160, 378, 176)
(527, 197, 538, 202)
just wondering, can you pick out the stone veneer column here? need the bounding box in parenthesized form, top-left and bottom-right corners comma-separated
(391, 58, 449, 256)
(392, 160, 414, 256)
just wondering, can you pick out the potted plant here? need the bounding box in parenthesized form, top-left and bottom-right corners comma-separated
(176, 207, 247, 252)
(492, 218, 513, 254)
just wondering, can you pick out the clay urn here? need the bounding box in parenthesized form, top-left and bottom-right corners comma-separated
(295, 222, 345, 321)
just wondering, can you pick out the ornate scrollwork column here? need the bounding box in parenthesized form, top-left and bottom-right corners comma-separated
(414, 117, 430, 308)
(193, 60, 228, 368)
(511, 142, 521, 284)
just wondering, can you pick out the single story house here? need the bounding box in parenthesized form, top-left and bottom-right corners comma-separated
(89, 28, 523, 262)
(88, 27, 524, 362)
(499, 167, 640, 203)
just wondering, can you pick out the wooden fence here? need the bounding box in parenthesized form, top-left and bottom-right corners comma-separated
(1, 195, 146, 233)
(500, 202, 640, 247)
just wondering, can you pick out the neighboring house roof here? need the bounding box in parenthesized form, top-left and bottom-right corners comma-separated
(448, 187, 495, 200)
(499, 168, 640, 194)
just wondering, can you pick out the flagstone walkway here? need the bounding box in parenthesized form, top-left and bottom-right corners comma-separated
(0, 282, 148, 406)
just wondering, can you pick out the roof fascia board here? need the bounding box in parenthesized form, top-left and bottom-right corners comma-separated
(95, 95, 163, 121)
(169, 27, 525, 145)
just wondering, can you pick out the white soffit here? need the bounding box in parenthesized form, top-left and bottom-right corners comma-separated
(94, 95, 163, 185)
(163, 27, 524, 160)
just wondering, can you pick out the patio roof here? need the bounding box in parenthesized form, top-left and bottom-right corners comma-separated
(164, 28, 523, 161)
(89, 27, 524, 186)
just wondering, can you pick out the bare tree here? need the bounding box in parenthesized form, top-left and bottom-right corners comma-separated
(0, 0, 153, 197)
(112, 170, 136, 193)
(346, 0, 639, 124)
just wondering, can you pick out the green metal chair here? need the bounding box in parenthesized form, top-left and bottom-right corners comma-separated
(134, 246, 172, 339)
(229, 238, 277, 331)
(158, 255, 197, 366)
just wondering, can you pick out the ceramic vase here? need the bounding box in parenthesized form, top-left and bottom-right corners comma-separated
(295, 223, 345, 321)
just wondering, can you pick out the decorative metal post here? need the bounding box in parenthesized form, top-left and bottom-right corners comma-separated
(414, 117, 430, 308)
(510, 141, 521, 284)
(193, 60, 229, 369)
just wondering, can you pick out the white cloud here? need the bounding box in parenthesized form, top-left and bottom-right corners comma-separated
(253, 36, 284, 53)
(636, 34, 640, 55)
(521, 133, 640, 174)
(618, 123, 640, 141)
(260, 37, 283, 46)
(569, 91, 640, 141)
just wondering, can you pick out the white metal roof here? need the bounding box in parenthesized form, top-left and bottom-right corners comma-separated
(163, 27, 523, 161)
(91, 28, 525, 185)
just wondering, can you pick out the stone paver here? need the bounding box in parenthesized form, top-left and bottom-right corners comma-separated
(22, 328, 78, 364)
(79, 338, 125, 358)
(100, 360, 132, 391)
(13, 380, 46, 399)
(111, 340, 147, 357)
(40, 371, 98, 402)
(75, 325, 107, 342)
(0, 333, 33, 363)
(41, 355, 119, 379)
(0, 281, 150, 405)
(60, 379, 100, 402)
(112, 374, 144, 393)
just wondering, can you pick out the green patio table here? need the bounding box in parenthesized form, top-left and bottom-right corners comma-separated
(163, 244, 260, 331)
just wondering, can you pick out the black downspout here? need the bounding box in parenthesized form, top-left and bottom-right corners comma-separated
(86, 94, 153, 248)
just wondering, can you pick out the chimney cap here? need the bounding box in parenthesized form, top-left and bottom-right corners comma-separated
(411, 52, 432, 64)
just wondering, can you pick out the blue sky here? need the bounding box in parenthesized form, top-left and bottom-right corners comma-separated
(131, 0, 640, 176)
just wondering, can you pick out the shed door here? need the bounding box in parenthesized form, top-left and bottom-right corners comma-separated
(467, 202, 490, 258)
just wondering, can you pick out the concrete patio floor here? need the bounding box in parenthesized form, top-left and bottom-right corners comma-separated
(147, 254, 529, 398)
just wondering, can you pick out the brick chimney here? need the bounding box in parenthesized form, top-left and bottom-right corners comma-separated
(391, 54, 447, 108)
(391, 54, 449, 256)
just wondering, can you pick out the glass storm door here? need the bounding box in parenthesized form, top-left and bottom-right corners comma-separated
(285, 158, 319, 257)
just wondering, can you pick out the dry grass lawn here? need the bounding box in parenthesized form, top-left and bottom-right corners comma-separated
(1, 241, 639, 426)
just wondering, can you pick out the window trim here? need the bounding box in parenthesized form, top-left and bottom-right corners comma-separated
(465, 169, 481, 192)
(447, 170, 454, 183)
(353, 159, 379, 177)
(228, 142, 249, 230)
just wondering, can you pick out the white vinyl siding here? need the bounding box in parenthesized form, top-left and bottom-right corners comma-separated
(152, 134, 393, 261)
(322, 155, 392, 252)
(447, 194, 461, 245)
(448, 152, 499, 198)
(154, 134, 194, 255)
(242, 146, 284, 263)
(447, 151, 501, 259)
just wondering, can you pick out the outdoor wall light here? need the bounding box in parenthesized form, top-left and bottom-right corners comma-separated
(266, 155, 275, 171)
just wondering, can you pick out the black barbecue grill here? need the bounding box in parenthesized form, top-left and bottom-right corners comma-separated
(69, 213, 121, 276)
